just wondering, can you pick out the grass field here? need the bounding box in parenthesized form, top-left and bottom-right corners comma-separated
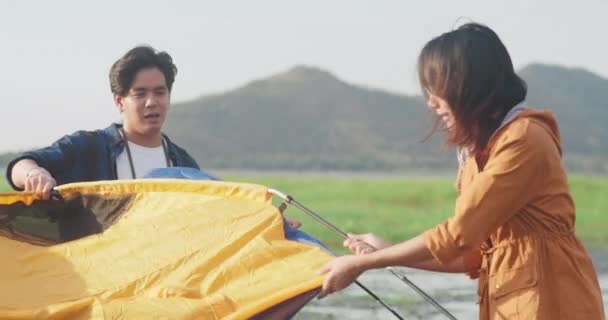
(225, 175, 608, 250)
(2, 175, 607, 251)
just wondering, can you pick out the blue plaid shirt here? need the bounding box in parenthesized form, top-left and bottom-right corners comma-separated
(5, 123, 199, 190)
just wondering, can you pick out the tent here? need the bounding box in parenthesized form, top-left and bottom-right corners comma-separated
(0, 179, 333, 319)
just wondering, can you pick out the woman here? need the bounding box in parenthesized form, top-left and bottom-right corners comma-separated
(318, 23, 604, 319)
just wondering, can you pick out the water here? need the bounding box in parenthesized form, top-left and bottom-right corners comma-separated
(294, 248, 608, 319)
(294, 268, 478, 320)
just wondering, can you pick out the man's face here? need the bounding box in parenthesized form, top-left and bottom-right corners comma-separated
(115, 67, 170, 136)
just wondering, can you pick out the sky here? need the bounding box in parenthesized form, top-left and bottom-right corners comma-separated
(1, 0, 607, 152)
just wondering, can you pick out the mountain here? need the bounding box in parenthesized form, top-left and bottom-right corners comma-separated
(164, 65, 452, 172)
(2, 64, 606, 174)
(520, 64, 608, 173)
(162, 64, 608, 173)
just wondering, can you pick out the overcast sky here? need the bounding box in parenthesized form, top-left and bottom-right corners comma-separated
(1, 0, 606, 152)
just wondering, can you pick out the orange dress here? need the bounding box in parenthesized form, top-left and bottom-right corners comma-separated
(423, 110, 604, 319)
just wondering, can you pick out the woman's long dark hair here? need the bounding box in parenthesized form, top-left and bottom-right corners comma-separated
(418, 23, 527, 153)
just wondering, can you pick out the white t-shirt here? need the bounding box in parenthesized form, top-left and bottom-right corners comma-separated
(116, 141, 168, 179)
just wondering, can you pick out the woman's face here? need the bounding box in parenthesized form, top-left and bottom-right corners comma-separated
(426, 92, 455, 129)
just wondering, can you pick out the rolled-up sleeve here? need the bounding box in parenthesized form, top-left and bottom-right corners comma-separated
(424, 122, 554, 265)
(5, 133, 79, 190)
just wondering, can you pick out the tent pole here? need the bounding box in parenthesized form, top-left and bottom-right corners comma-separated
(269, 189, 457, 320)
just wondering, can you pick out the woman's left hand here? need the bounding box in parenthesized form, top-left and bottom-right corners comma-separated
(344, 233, 393, 255)
(317, 255, 365, 298)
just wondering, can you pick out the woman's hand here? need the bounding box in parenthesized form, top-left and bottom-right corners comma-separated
(317, 255, 365, 298)
(344, 233, 393, 255)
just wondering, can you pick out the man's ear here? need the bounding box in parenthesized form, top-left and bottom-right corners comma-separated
(113, 94, 124, 113)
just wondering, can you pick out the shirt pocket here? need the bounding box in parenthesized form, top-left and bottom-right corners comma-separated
(489, 262, 539, 319)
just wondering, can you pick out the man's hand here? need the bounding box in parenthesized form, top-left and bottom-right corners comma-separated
(285, 217, 302, 229)
(11, 159, 57, 199)
(24, 167, 56, 200)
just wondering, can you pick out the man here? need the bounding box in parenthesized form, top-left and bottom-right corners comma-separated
(6, 46, 199, 199)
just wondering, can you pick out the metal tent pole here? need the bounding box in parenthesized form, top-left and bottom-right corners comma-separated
(269, 189, 457, 320)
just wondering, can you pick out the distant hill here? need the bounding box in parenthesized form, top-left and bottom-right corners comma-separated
(520, 64, 608, 173)
(163, 63, 608, 173)
(164, 66, 452, 172)
(2, 64, 607, 174)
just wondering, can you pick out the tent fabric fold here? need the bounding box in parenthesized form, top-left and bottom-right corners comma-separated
(0, 180, 332, 319)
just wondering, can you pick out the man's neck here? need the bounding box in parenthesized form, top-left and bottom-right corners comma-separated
(122, 127, 162, 148)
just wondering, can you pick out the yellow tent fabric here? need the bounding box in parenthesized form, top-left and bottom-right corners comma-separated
(0, 180, 333, 319)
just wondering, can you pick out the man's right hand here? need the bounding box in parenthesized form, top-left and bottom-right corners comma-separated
(11, 159, 57, 199)
(23, 167, 57, 200)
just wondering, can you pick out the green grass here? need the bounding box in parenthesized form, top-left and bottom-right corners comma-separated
(225, 174, 608, 251)
(225, 175, 457, 250)
(2, 175, 606, 250)
(0, 179, 9, 192)
(567, 176, 608, 243)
